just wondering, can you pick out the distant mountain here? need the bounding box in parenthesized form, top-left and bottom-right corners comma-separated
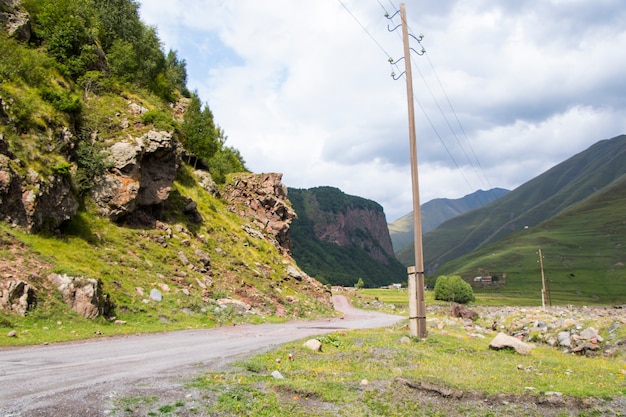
(397, 134, 626, 274)
(288, 186, 406, 288)
(389, 188, 509, 253)
(435, 172, 626, 304)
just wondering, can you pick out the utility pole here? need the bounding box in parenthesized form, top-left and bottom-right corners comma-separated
(400, 3, 427, 338)
(538, 249, 546, 310)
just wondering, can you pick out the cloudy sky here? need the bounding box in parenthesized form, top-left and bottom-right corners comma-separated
(137, 0, 626, 222)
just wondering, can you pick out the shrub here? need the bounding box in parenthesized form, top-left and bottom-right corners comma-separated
(51, 161, 72, 177)
(39, 87, 82, 114)
(434, 275, 475, 304)
(73, 140, 111, 194)
(141, 109, 177, 131)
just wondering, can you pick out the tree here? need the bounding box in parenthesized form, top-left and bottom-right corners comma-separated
(25, 0, 98, 77)
(166, 50, 189, 97)
(434, 275, 475, 304)
(181, 94, 218, 166)
(355, 278, 365, 289)
(93, 0, 142, 51)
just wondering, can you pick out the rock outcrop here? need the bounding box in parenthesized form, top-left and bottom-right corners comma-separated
(0, 0, 31, 41)
(91, 130, 181, 221)
(0, 153, 79, 232)
(223, 173, 296, 253)
(0, 280, 36, 315)
(48, 273, 114, 319)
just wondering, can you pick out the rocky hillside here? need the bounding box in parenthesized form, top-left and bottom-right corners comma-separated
(0, 0, 334, 340)
(288, 186, 406, 288)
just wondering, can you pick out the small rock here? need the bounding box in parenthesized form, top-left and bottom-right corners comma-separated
(303, 339, 322, 352)
(150, 288, 162, 302)
(557, 331, 571, 347)
(114, 320, 127, 325)
(7, 330, 17, 337)
(271, 370, 284, 379)
(489, 332, 532, 355)
(399, 336, 411, 344)
(579, 327, 598, 340)
(451, 304, 478, 320)
(360, 379, 369, 386)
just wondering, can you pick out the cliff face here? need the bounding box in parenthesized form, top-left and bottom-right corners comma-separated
(310, 203, 395, 264)
(288, 186, 406, 288)
(222, 173, 296, 254)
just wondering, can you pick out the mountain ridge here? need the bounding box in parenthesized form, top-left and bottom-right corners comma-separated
(389, 188, 509, 253)
(288, 186, 406, 288)
(397, 134, 626, 273)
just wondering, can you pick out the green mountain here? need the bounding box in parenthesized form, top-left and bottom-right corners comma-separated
(436, 172, 626, 304)
(397, 135, 626, 274)
(288, 186, 407, 288)
(389, 188, 509, 253)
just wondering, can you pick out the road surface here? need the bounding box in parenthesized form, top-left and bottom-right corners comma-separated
(0, 295, 403, 416)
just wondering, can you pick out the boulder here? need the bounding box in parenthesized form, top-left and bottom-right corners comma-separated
(579, 327, 599, 340)
(0, 157, 78, 232)
(303, 339, 322, 352)
(193, 170, 219, 196)
(271, 370, 285, 379)
(0, 280, 36, 315)
(91, 130, 180, 221)
(451, 304, 478, 320)
(557, 331, 572, 347)
(489, 332, 533, 355)
(48, 274, 113, 319)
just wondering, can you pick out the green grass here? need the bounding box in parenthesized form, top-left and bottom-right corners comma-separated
(180, 322, 625, 416)
(0, 167, 336, 347)
(434, 175, 626, 306)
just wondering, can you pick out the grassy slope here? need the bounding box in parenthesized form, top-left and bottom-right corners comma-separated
(436, 173, 626, 305)
(0, 166, 335, 347)
(398, 135, 626, 272)
(389, 188, 509, 253)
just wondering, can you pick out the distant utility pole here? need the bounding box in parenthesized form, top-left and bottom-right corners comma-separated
(400, 3, 427, 339)
(538, 248, 546, 310)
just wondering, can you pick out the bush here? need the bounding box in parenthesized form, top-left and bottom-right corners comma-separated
(141, 109, 178, 132)
(434, 275, 475, 304)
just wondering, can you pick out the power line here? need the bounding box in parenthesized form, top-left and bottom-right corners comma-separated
(384, 1, 493, 196)
(340, 0, 494, 198)
(337, 0, 392, 60)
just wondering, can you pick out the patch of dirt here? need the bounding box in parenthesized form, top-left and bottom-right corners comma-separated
(393, 377, 626, 417)
(0, 232, 50, 283)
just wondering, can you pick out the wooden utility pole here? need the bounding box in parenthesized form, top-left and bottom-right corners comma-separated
(400, 3, 427, 338)
(538, 249, 546, 310)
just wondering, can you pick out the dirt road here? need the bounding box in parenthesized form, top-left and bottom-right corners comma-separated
(0, 295, 403, 416)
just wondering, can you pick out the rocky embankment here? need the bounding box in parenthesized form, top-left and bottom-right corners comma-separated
(431, 303, 626, 358)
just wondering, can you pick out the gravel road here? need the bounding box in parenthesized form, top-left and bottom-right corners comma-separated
(0, 295, 403, 416)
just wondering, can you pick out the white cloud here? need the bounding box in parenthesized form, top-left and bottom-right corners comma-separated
(137, 0, 626, 222)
